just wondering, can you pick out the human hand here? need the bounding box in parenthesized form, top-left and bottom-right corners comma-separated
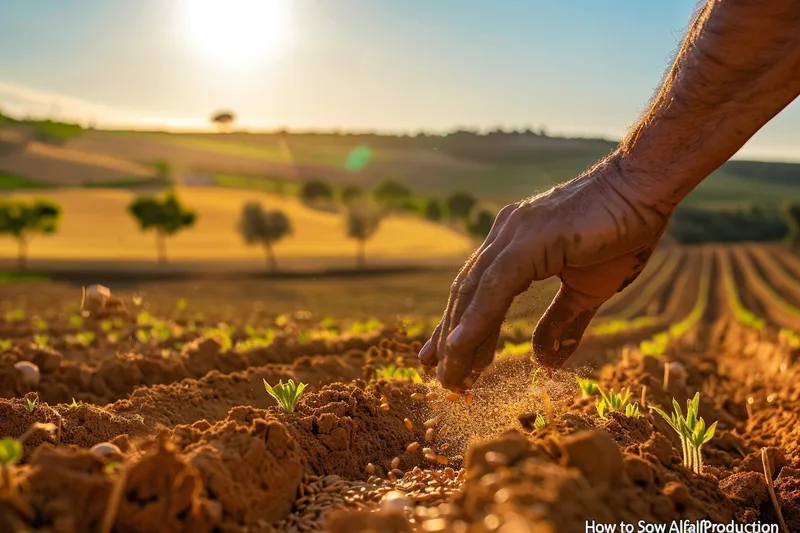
(418, 156, 675, 391)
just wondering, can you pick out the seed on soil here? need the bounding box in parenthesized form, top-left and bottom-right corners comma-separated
(90, 442, 121, 456)
(407, 441, 421, 452)
(425, 392, 438, 401)
(424, 418, 437, 428)
(380, 403, 390, 412)
(426, 428, 435, 441)
(391, 456, 400, 469)
(380, 395, 388, 404)
(464, 392, 473, 406)
(410, 393, 425, 401)
(404, 418, 413, 431)
(435, 455, 449, 465)
(365, 463, 376, 474)
(446, 392, 461, 401)
(388, 471, 398, 482)
(422, 447, 434, 455)
(391, 468, 404, 478)
(425, 452, 438, 463)
(444, 467, 455, 479)
(14, 361, 41, 387)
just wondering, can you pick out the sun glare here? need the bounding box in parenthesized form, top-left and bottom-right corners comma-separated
(180, 0, 290, 71)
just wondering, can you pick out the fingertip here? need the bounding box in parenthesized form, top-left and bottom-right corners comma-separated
(418, 339, 437, 367)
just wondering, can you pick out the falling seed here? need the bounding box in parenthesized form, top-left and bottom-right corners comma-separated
(403, 418, 413, 431)
(425, 452, 437, 463)
(444, 467, 455, 479)
(426, 428, 435, 442)
(380, 403, 390, 412)
(553, 339, 560, 351)
(406, 442, 421, 453)
(464, 392, 473, 406)
(410, 393, 425, 401)
(425, 392, 438, 401)
(562, 339, 576, 347)
(389, 471, 397, 482)
(380, 395, 388, 403)
(365, 463, 375, 474)
(435, 455, 449, 465)
(440, 443, 449, 451)
(446, 392, 461, 401)
(422, 447, 434, 455)
(424, 418, 437, 428)
(391, 456, 400, 469)
(391, 468, 404, 478)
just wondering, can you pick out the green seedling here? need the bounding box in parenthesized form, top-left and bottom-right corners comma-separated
(500, 341, 531, 358)
(135, 329, 151, 344)
(297, 329, 313, 343)
(0, 438, 22, 467)
(235, 329, 275, 352)
(25, 395, 38, 413)
(349, 318, 383, 335)
(33, 334, 49, 349)
(577, 377, 601, 397)
(69, 398, 80, 408)
(69, 314, 84, 329)
(320, 317, 339, 332)
(626, 402, 641, 419)
(650, 392, 718, 474)
(0, 339, 11, 351)
(263, 379, 307, 413)
(596, 387, 632, 419)
(375, 364, 423, 384)
(530, 367, 547, 388)
(4, 309, 25, 323)
(33, 318, 48, 331)
(202, 327, 233, 352)
(99, 319, 114, 332)
(533, 413, 547, 430)
(175, 298, 188, 312)
(75, 331, 95, 347)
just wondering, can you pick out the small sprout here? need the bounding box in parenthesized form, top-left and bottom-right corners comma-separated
(135, 329, 151, 344)
(530, 367, 547, 388)
(533, 414, 547, 430)
(650, 392, 717, 474)
(4, 309, 25, 323)
(175, 298, 188, 312)
(104, 461, 121, 474)
(577, 377, 601, 397)
(99, 319, 114, 333)
(625, 402, 641, 419)
(14, 361, 40, 387)
(596, 387, 632, 420)
(0, 339, 11, 351)
(0, 438, 22, 466)
(75, 331, 95, 347)
(25, 395, 38, 413)
(69, 398, 79, 408)
(69, 314, 84, 329)
(33, 334, 49, 349)
(263, 379, 307, 413)
(33, 318, 48, 331)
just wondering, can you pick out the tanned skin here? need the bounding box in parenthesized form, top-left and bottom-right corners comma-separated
(420, 0, 800, 392)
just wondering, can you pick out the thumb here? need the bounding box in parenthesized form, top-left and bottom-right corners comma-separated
(531, 283, 607, 369)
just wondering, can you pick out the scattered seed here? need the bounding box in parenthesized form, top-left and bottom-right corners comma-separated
(422, 447, 434, 455)
(440, 443, 449, 451)
(410, 393, 425, 401)
(425, 392, 438, 401)
(404, 418, 413, 431)
(424, 452, 437, 463)
(380, 395, 388, 404)
(444, 467, 455, 479)
(464, 392, 473, 406)
(425, 428, 435, 441)
(391, 457, 400, 469)
(365, 463, 375, 474)
(446, 392, 461, 401)
(391, 468, 404, 478)
(389, 471, 397, 482)
(553, 339, 560, 351)
(562, 338, 576, 347)
(380, 403, 390, 412)
(407, 442, 421, 453)
(424, 418, 437, 428)
(435, 455, 449, 465)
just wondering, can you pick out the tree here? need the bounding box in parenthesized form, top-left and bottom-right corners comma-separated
(128, 192, 197, 264)
(301, 180, 334, 203)
(374, 179, 411, 208)
(238, 202, 292, 273)
(346, 199, 384, 269)
(424, 198, 443, 222)
(0, 199, 61, 270)
(783, 203, 800, 246)
(447, 192, 477, 221)
(467, 208, 496, 241)
(341, 184, 364, 203)
(210, 110, 236, 132)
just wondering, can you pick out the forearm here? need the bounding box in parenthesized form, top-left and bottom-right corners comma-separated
(618, 0, 800, 208)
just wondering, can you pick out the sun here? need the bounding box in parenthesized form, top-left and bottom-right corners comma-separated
(180, 0, 290, 71)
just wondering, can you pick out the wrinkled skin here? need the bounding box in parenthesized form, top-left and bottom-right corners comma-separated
(419, 155, 674, 392)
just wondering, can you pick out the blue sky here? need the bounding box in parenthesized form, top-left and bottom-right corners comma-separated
(1, 0, 798, 161)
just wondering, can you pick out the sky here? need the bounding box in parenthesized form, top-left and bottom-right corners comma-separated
(0, 0, 798, 162)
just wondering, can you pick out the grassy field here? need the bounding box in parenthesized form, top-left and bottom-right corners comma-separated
(0, 187, 473, 266)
